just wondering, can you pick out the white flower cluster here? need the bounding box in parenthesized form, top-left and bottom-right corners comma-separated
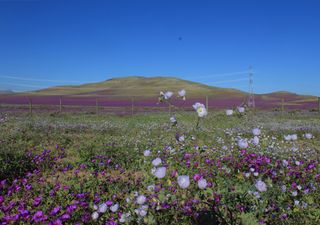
(159, 89, 186, 101)
(91, 202, 119, 221)
(226, 109, 233, 116)
(237, 106, 245, 113)
(284, 134, 298, 141)
(192, 102, 208, 118)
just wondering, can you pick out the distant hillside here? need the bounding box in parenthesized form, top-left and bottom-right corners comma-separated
(0, 89, 14, 95)
(2, 76, 317, 110)
(28, 76, 247, 99)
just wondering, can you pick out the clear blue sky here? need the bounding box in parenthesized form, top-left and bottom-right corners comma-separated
(0, 0, 319, 95)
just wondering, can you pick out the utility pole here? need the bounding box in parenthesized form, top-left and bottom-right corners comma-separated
(247, 66, 255, 108)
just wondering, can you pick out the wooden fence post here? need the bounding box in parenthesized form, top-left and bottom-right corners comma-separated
(59, 97, 62, 113)
(96, 98, 99, 114)
(29, 97, 33, 115)
(206, 96, 209, 111)
(131, 97, 134, 116)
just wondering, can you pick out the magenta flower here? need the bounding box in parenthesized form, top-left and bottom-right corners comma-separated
(106, 200, 113, 206)
(33, 196, 42, 207)
(32, 211, 47, 222)
(61, 213, 71, 221)
(193, 174, 202, 182)
(50, 219, 62, 225)
(50, 206, 61, 216)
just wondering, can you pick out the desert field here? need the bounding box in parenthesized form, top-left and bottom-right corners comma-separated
(1, 108, 319, 224)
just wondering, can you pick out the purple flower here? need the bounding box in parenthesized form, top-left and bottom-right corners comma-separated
(50, 219, 63, 225)
(19, 209, 30, 219)
(33, 196, 42, 207)
(61, 213, 71, 221)
(66, 204, 77, 214)
(32, 211, 47, 222)
(25, 184, 32, 190)
(193, 174, 202, 182)
(50, 206, 61, 216)
(106, 200, 113, 206)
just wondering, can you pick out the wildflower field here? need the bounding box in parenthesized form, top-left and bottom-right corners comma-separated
(0, 105, 320, 224)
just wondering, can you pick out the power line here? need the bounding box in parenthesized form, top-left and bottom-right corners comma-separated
(189, 70, 249, 79)
(207, 77, 249, 85)
(0, 75, 85, 83)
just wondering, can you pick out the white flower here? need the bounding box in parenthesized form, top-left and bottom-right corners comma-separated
(91, 211, 99, 220)
(170, 116, 177, 123)
(245, 173, 250, 178)
(193, 102, 203, 110)
(136, 195, 146, 205)
(253, 172, 259, 177)
(126, 198, 131, 203)
(143, 150, 151, 157)
(98, 203, 108, 213)
(252, 128, 261, 136)
(135, 206, 148, 217)
(291, 134, 298, 141)
(282, 160, 288, 167)
(226, 109, 233, 116)
(139, 209, 147, 217)
(284, 135, 292, 141)
(285, 134, 298, 141)
(110, 203, 119, 212)
(238, 139, 248, 149)
(151, 167, 156, 174)
(147, 185, 155, 192)
(178, 135, 185, 142)
(198, 178, 207, 189)
(253, 191, 261, 199)
(253, 136, 259, 145)
(177, 175, 190, 189)
(119, 214, 126, 223)
(152, 158, 162, 166)
(305, 133, 313, 139)
(154, 167, 166, 179)
(141, 205, 148, 210)
(292, 191, 298, 196)
(294, 200, 300, 206)
(93, 204, 98, 210)
(237, 106, 245, 113)
(295, 161, 301, 166)
(281, 185, 287, 192)
(164, 91, 173, 100)
(178, 89, 186, 97)
(193, 102, 208, 117)
(255, 180, 267, 192)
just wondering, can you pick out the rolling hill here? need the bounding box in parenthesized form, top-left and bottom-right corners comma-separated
(29, 76, 247, 98)
(1, 76, 318, 110)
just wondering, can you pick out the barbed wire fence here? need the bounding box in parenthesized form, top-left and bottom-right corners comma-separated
(1, 71, 319, 115)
